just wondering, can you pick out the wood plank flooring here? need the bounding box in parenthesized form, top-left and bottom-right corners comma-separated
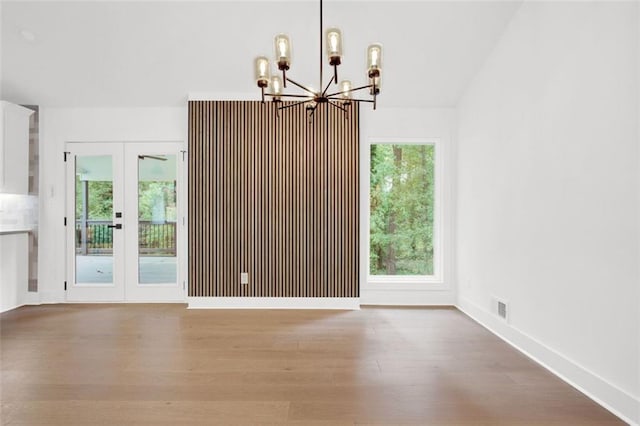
(0, 305, 624, 425)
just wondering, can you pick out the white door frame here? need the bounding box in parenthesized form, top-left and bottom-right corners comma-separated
(65, 141, 186, 302)
(65, 142, 125, 301)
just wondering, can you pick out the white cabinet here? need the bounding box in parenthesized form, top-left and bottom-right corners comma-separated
(1, 101, 33, 194)
(0, 232, 30, 312)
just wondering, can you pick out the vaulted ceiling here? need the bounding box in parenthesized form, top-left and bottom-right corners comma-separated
(1, 1, 522, 107)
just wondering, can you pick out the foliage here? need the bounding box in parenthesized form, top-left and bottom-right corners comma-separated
(75, 178, 176, 221)
(138, 182, 177, 249)
(75, 177, 113, 220)
(370, 144, 435, 275)
(75, 178, 177, 250)
(138, 182, 177, 222)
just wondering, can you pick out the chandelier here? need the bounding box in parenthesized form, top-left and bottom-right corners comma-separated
(253, 0, 382, 117)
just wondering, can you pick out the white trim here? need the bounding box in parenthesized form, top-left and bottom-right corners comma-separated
(187, 297, 361, 310)
(366, 276, 445, 286)
(363, 137, 445, 287)
(21, 291, 40, 306)
(457, 297, 640, 426)
(59, 300, 186, 304)
(188, 92, 257, 101)
(0, 302, 37, 314)
(360, 289, 455, 306)
(0, 293, 41, 313)
(361, 282, 448, 292)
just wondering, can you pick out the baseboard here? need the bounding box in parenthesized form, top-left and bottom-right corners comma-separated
(1, 292, 40, 313)
(0, 301, 40, 313)
(187, 297, 360, 310)
(457, 297, 640, 426)
(21, 291, 40, 305)
(360, 288, 455, 306)
(0, 304, 22, 313)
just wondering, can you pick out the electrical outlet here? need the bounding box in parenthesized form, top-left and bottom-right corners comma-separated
(240, 272, 249, 284)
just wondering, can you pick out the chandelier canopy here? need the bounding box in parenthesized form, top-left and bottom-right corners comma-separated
(254, 0, 383, 117)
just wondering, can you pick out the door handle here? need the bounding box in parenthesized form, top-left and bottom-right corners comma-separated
(107, 224, 122, 229)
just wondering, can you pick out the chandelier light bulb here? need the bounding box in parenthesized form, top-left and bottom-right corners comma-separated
(326, 28, 342, 66)
(340, 80, 352, 100)
(329, 33, 339, 52)
(367, 43, 383, 78)
(254, 56, 270, 88)
(274, 34, 291, 70)
(271, 76, 283, 99)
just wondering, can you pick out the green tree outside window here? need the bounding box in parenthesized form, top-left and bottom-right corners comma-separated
(370, 144, 435, 275)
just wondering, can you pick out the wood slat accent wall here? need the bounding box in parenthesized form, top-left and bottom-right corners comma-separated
(188, 100, 359, 298)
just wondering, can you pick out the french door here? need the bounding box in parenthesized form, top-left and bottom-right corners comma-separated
(65, 142, 185, 302)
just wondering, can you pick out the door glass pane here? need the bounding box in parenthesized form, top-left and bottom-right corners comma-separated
(369, 144, 435, 275)
(138, 154, 177, 284)
(75, 155, 114, 283)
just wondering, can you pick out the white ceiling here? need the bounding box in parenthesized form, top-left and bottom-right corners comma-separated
(0, 1, 522, 108)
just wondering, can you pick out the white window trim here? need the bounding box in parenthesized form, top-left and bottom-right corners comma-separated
(363, 137, 445, 290)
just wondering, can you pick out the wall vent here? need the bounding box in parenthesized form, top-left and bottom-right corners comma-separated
(491, 297, 509, 323)
(497, 300, 507, 319)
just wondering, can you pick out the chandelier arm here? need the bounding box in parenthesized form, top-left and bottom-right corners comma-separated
(278, 100, 310, 110)
(373, 80, 377, 110)
(321, 78, 334, 97)
(265, 93, 313, 99)
(349, 99, 375, 103)
(286, 77, 317, 95)
(328, 101, 348, 113)
(325, 84, 373, 98)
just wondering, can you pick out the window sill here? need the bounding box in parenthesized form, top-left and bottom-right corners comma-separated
(363, 277, 448, 292)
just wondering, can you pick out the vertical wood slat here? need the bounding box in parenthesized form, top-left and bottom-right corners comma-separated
(188, 100, 359, 298)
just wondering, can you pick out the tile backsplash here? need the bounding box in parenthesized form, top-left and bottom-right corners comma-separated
(0, 193, 38, 229)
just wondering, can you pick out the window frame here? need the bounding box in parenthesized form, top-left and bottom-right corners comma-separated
(364, 137, 445, 289)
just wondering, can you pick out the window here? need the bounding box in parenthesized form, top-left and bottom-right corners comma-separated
(369, 142, 439, 280)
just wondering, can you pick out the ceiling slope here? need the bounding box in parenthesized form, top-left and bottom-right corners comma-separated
(1, 1, 521, 107)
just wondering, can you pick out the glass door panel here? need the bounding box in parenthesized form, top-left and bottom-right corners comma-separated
(137, 154, 177, 284)
(75, 155, 114, 284)
(124, 142, 184, 302)
(66, 143, 125, 301)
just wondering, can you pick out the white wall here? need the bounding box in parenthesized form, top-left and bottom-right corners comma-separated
(38, 107, 186, 303)
(456, 1, 639, 423)
(360, 107, 456, 305)
(37, 103, 455, 307)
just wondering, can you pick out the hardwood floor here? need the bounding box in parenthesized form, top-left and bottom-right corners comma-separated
(0, 305, 624, 425)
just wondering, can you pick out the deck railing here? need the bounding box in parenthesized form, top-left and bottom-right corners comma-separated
(75, 220, 176, 256)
